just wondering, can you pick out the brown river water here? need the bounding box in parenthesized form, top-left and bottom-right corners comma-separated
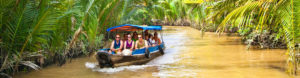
(14, 26, 293, 78)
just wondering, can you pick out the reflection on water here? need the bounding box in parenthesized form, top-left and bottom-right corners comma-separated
(14, 26, 291, 78)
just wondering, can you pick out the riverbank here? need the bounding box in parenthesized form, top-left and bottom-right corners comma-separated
(162, 24, 288, 49)
(14, 26, 294, 78)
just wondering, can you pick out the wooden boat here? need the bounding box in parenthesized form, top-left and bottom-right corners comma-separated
(96, 24, 165, 68)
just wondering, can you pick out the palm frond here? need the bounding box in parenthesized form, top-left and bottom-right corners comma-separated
(217, 1, 263, 33)
(20, 61, 40, 70)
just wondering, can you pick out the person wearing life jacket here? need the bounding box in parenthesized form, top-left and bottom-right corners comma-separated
(110, 34, 123, 54)
(122, 34, 134, 56)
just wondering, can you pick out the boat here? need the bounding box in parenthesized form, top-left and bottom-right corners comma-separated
(96, 24, 165, 68)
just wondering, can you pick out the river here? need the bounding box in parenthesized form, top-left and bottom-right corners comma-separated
(14, 26, 291, 78)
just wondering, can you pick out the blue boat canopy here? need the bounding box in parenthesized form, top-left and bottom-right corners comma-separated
(106, 24, 162, 32)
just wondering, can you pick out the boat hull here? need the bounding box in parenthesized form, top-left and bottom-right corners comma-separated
(96, 44, 165, 68)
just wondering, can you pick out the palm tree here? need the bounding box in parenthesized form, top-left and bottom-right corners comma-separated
(213, 0, 300, 74)
(0, 0, 127, 76)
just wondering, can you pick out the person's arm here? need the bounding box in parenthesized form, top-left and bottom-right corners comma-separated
(130, 41, 134, 51)
(157, 38, 162, 45)
(110, 41, 115, 51)
(135, 41, 138, 49)
(124, 41, 127, 50)
(119, 41, 123, 50)
(145, 41, 148, 48)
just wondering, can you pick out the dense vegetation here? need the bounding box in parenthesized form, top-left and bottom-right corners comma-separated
(0, 0, 299, 77)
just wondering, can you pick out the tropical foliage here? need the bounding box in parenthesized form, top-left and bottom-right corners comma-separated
(0, 0, 134, 76)
(211, 0, 300, 74)
(183, 0, 300, 75)
(0, 0, 299, 77)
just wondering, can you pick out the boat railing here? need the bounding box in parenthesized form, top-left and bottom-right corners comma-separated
(98, 43, 165, 55)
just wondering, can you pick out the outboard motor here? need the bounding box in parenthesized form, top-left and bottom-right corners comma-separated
(96, 52, 114, 68)
(145, 49, 150, 58)
(158, 46, 164, 54)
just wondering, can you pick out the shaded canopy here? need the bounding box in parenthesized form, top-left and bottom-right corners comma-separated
(106, 24, 162, 32)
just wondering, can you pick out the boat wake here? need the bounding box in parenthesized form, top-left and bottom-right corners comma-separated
(85, 62, 152, 74)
